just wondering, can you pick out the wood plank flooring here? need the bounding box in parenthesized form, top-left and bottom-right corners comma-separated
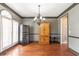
(0, 42, 75, 56)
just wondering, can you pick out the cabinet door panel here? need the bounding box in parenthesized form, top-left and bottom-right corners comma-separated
(44, 37, 49, 42)
(40, 23, 45, 35)
(40, 36, 49, 44)
(44, 23, 49, 35)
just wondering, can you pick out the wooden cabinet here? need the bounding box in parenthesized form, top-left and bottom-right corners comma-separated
(39, 22, 50, 44)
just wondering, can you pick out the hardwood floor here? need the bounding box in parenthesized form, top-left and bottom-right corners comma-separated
(0, 42, 75, 56)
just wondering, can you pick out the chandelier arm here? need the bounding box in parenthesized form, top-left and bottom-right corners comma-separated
(38, 5, 40, 18)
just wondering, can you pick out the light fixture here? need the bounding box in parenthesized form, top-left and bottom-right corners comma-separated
(33, 5, 45, 25)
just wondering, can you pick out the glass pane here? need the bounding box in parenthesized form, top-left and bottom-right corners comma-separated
(1, 10, 12, 19)
(2, 17, 12, 48)
(13, 20, 19, 43)
(20, 24, 23, 42)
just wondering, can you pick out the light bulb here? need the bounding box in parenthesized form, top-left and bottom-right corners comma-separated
(43, 18, 45, 20)
(34, 17, 37, 21)
(40, 16, 42, 19)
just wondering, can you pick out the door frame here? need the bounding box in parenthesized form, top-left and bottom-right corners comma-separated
(59, 14, 68, 45)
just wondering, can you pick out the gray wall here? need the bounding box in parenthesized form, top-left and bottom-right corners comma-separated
(68, 4, 79, 53)
(58, 4, 79, 53)
(23, 18, 58, 41)
(23, 18, 39, 41)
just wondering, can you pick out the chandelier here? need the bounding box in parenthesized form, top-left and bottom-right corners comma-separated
(33, 5, 45, 25)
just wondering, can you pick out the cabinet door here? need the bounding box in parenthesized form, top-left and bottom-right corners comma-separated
(44, 23, 49, 36)
(40, 23, 45, 36)
(44, 36, 49, 44)
(39, 36, 49, 44)
(39, 37, 46, 44)
(40, 37, 44, 43)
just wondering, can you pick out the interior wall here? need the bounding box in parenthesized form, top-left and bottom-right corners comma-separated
(58, 4, 79, 53)
(23, 18, 39, 41)
(68, 4, 79, 53)
(23, 18, 59, 41)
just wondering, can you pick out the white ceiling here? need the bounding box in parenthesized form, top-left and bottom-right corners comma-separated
(6, 3, 73, 17)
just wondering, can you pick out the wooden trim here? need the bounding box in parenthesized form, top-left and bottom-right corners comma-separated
(51, 33, 60, 35)
(30, 33, 39, 35)
(68, 35, 79, 39)
(58, 3, 78, 18)
(67, 13, 69, 49)
(0, 3, 78, 18)
(29, 33, 60, 38)
(68, 48, 79, 56)
(22, 17, 58, 19)
(30, 33, 60, 35)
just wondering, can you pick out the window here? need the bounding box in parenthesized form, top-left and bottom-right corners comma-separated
(0, 10, 19, 51)
(1, 10, 12, 50)
(13, 20, 19, 43)
(2, 17, 12, 49)
(1, 10, 12, 18)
